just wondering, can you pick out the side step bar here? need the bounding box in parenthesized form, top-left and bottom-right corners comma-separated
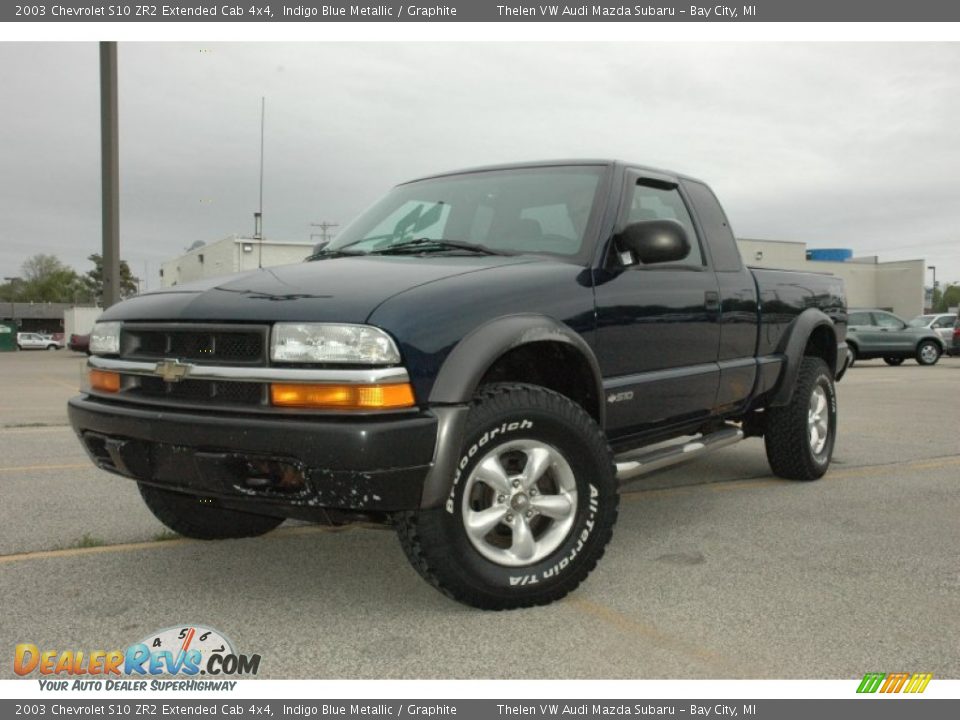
(614, 425, 744, 483)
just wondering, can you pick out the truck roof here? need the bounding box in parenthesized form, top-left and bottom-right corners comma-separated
(402, 159, 707, 186)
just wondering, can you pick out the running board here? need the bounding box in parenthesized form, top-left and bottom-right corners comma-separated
(614, 425, 744, 483)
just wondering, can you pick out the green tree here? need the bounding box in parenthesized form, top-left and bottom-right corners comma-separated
(936, 284, 960, 313)
(82, 253, 140, 301)
(3, 254, 85, 303)
(930, 286, 943, 312)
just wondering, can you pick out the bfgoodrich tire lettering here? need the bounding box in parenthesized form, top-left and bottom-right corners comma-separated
(396, 383, 618, 610)
(138, 483, 284, 540)
(764, 357, 837, 481)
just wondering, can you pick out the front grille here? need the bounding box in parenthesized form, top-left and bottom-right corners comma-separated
(129, 376, 266, 406)
(121, 324, 267, 365)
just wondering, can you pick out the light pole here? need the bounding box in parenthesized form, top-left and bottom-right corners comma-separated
(927, 265, 937, 311)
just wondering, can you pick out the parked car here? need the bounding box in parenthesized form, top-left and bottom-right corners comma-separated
(16, 332, 62, 351)
(68, 334, 91, 354)
(847, 309, 943, 366)
(908, 313, 956, 355)
(69, 159, 849, 609)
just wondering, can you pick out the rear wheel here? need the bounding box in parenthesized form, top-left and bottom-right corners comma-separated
(396, 383, 618, 610)
(138, 483, 284, 540)
(764, 357, 837, 481)
(916, 340, 941, 366)
(883, 356, 904, 366)
(846, 344, 857, 367)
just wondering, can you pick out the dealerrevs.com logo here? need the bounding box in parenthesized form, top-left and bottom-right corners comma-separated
(14, 625, 260, 691)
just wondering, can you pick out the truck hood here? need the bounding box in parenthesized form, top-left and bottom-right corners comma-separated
(100, 255, 538, 324)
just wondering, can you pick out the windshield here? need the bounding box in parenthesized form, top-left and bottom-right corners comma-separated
(324, 166, 605, 260)
(908, 315, 934, 327)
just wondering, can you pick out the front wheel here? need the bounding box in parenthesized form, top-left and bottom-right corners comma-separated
(764, 357, 837, 481)
(883, 356, 904, 366)
(138, 483, 284, 540)
(396, 383, 618, 610)
(916, 340, 941, 366)
(47, 345, 58, 351)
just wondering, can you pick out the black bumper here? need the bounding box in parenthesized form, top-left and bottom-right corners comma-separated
(68, 395, 438, 518)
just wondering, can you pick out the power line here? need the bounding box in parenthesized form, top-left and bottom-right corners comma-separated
(310, 221, 339, 245)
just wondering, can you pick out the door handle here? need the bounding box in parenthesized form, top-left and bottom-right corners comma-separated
(704, 291, 720, 312)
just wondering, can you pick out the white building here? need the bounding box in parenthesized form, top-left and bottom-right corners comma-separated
(737, 239, 925, 319)
(160, 236, 315, 288)
(159, 235, 926, 320)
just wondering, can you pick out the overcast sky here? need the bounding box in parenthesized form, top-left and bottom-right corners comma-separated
(1, 42, 958, 291)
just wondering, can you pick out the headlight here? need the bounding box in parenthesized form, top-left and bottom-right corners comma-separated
(271, 323, 401, 364)
(89, 321, 122, 355)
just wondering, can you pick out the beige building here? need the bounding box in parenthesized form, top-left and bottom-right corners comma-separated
(160, 235, 926, 320)
(160, 236, 314, 288)
(736, 239, 925, 319)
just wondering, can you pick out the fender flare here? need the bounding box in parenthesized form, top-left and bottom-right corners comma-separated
(770, 308, 838, 407)
(428, 313, 605, 425)
(419, 314, 604, 509)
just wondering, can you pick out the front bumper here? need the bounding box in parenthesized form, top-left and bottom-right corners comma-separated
(68, 394, 439, 518)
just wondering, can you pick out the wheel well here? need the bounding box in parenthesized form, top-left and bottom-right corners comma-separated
(918, 337, 943, 350)
(478, 341, 601, 424)
(804, 324, 837, 375)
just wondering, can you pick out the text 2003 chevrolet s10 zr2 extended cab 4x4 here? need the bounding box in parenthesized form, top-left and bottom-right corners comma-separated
(69, 160, 849, 609)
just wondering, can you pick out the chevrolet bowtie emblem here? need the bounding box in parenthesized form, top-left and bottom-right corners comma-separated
(154, 359, 192, 383)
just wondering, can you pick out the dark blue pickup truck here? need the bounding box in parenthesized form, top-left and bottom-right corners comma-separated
(69, 160, 848, 609)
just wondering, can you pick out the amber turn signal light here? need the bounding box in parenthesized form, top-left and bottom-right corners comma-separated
(270, 382, 415, 410)
(89, 369, 121, 393)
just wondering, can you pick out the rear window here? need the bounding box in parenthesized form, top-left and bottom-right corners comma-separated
(681, 179, 742, 272)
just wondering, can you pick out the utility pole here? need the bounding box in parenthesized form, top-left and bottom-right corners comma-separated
(257, 97, 265, 268)
(310, 222, 339, 245)
(928, 265, 937, 311)
(100, 42, 121, 308)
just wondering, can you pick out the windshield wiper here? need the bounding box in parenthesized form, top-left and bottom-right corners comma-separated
(369, 238, 515, 256)
(306, 248, 365, 261)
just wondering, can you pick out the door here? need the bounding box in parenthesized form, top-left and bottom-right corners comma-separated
(871, 311, 914, 353)
(932, 315, 955, 345)
(592, 171, 721, 436)
(846, 311, 874, 355)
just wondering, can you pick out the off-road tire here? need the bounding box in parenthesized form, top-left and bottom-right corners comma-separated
(138, 483, 284, 540)
(915, 340, 941, 366)
(883, 357, 904, 366)
(764, 357, 836, 481)
(396, 383, 618, 610)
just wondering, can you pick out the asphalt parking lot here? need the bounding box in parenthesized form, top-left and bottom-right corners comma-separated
(0, 349, 958, 679)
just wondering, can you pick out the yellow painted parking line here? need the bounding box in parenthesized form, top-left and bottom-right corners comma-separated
(0, 424, 71, 433)
(0, 462, 89, 474)
(567, 596, 741, 672)
(827, 455, 960, 479)
(621, 455, 960, 502)
(42, 376, 80, 392)
(0, 524, 357, 566)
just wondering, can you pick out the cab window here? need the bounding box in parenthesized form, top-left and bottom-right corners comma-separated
(622, 183, 704, 267)
(873, 312, 904, 329)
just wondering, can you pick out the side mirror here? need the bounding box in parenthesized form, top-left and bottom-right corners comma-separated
(616, 220, 691, 265)
(311, 240, 329, 256)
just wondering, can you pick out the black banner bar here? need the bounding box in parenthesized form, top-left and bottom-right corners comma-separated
(5, 0, 960, 23)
